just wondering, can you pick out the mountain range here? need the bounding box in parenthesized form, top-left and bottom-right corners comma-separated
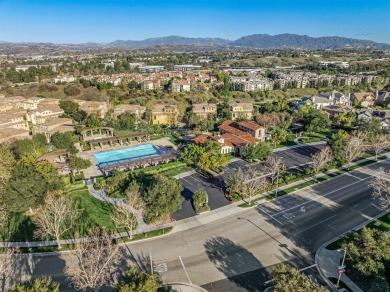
(1, 33, 389, 50)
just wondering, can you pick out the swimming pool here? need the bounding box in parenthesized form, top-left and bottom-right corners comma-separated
(94, 144, 162, 166)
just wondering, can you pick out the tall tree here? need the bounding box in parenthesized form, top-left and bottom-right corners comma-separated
(271, 264, 326, 292)
(270, 128, 287, 147)
(242, 142, 272, 161)
(344, 227, 390, 277)
(69, 155, 92, 173)
(329, 130, 349, 165)
(371, 167, 390, 209)
(0, 144, 15, 188)
(113, 267, 160, 292)
(144, 175, 183, 223)
(64, 227, 123, 292)
(371, 134, 390, 161)
(33, 192, 80, 248)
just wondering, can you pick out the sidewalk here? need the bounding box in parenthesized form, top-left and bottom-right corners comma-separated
(316, 248, 363, 292)
(0, 153, 387, 248)
(315, 209, 389, 292)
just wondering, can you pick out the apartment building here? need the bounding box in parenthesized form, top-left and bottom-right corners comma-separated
(32, 117, 74, 141)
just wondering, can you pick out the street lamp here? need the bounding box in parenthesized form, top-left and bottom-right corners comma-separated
(336, 248, 347, 288)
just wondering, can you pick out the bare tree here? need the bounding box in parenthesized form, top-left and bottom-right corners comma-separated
(0, 204, 9, 231)
(111, 205, 138, 239)
(64, 227, 123, 292)
(224, 167, 268, 204)
(371, 134, 390, 161)
(243, 169, 269, 205)
(265, 157, 285, 197)
(0, 247, 19, 292)
(344, 142, 363, 170)
(371, 168, 390, 210)
(124, 181, 144, 210)
(33, 193, 80, 248)
(311, 147, 333, 179)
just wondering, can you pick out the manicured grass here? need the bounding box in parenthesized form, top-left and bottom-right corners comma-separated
(367, 212, 390, 232)
(160, 165, 193, 177)
(63, 176, 87, 193)
(300, 137, 323, 144)
(68, 190, 116, 233)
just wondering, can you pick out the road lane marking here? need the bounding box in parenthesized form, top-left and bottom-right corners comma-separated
(178, 256, 192, 285)
(271, 178, 370, 217)
(292, 215, 337, 235)
(347, 173, 364, 181)
(181, 178, 192, 185)
(257, 205, 284, 225)
(299, 263, 318, 272)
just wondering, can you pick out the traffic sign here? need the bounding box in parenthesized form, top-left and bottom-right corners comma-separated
(338, 265, 346, 270)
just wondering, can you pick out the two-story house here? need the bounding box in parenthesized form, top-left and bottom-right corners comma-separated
(191, 103, 217, 120)
(229, 102, 254, 120)
(151, 104, 180, 126)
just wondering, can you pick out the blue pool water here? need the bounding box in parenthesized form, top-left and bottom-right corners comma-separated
(94, 144, 161, 166)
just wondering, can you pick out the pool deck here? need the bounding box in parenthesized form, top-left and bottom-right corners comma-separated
(78, 137, 177, 178)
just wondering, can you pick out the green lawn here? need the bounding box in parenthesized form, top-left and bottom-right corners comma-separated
(367, 212, 390, 232)
(69, 190, 116, 234)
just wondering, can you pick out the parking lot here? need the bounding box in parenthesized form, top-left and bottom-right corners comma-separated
(171, 172, 229, 220)
(172, 144, 326, 221)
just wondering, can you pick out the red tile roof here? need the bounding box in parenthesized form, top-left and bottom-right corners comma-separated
(237, 121, 261, 131)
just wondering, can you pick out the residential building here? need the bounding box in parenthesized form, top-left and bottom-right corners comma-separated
(191, 103, 217, 120)
(113, 104, 146, 118)
(53, 74, 75, 83)
(320, 105, 354, 121)
(32, 117, 74, 141)
(229, 102, 253, 120)
(351, 92, 376, 108)
(151, 104, 179, 126)
(375, 90, 389, 105)
(26, 104, 64, 125)
(0, 128, 30, 144)
(171, 80, 191, 92)
(75, 100, 108, 119)
(194, 120, 262, 155)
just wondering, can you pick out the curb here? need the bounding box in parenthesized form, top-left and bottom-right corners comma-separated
(315, 209, 390, 292)
(164, 282, 209, 292)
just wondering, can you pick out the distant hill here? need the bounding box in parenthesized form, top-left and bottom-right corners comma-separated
(1, 33, 389, 51)
(105, 35, 231, 48)
(231, 33, 389, 49)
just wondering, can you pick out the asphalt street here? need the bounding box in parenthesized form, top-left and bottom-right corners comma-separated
(13, 159, 389, 292)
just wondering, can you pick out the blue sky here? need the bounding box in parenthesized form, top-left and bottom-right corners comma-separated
(0, 0, 389, 44)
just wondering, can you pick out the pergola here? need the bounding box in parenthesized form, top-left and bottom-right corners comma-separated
(100, 152, 178, 176)
(81, 127, 114, 141)
(86, 132, 150, 149)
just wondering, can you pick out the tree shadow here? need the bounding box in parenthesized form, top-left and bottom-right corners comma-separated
(8, 213, 36, 242)
(204, 236, 268, 291)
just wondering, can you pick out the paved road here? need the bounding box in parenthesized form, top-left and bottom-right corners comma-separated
(12, 160, 389, 292)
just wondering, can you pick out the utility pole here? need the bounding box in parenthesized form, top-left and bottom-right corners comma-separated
(336, 249, 347, 288)
(149, 247, 153, 274)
